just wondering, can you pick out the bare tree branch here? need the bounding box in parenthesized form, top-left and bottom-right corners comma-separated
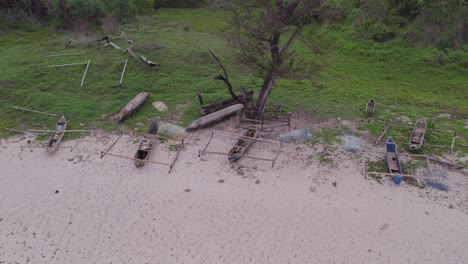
(280, 27, 301, 55)
(207, 48, 247, 107)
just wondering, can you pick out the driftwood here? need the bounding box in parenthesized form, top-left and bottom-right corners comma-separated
(113, 92, 149, 123)
(103, 41, 123, 50)
(65, 36, 109, 48)
(186, 104, 244, 131)
(199, 90, 254, 115)
(140, 56, 158, 67)
(126, 48, 136, 58)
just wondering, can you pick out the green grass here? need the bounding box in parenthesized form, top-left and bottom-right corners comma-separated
(0, 8, 467, 157)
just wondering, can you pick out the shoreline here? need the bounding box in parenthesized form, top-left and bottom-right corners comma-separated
(1, 118, 467, 263)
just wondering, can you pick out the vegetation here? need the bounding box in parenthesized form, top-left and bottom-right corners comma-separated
(0, 2, 466, 157)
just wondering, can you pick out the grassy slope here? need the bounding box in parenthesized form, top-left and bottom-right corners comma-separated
(0, 8, 467, 153)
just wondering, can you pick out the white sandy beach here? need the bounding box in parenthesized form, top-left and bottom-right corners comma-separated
(1, 117, 467, 264)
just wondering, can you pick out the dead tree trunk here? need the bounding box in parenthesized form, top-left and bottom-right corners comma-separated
(208, 48, 248, 108)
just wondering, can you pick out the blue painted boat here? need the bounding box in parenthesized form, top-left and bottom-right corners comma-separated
(385, 137, 403, 185)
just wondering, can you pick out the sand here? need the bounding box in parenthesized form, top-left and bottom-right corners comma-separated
(1, 117, 468, 264)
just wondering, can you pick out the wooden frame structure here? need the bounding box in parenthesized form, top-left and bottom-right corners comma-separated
(370, 121, 459, 153)
(100, 133, 184, 173)
(362, 150, 464, 183)
(198, 130, 283, 168)
(236, 110, 291, 132)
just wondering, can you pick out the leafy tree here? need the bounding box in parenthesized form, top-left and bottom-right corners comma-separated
(224, 0, 320, 115)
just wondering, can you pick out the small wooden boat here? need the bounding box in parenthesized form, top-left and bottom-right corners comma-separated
(366, 98, 375, 117)
(385, 137, 403, 185)
(186, 104, 244, 131)
(409, 118, 427, 149)
(47, 116, 67, 153)
(134, 120, 159, 167)
(228, 128, 258, 163)
(199, 90, 254, 115)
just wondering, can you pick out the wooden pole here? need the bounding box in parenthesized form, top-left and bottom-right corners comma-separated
(169, 140, 184, 173)
(212, 130, 281, 144)
(366, 171, 433, 180)
(449, 130, 457, 154)
(100, 132, 123, 159)
(362, 151, 367, 179)
(427, 157, 465, 169)
(46, 62, 88, 68)
(44, 53, 85, 58)
(27, 129, 92, 133)
(374, 123, 388, 145)
(105, 152, 172, 167)
(199, 130, 215, 157)
(81, 59, 91, 88)
(12, 106, 59, 116)
(120, 59, 128, 85)
(363, 150, 465, 169)
(203, 150, 275, 162)
(1, 127, 29, 133)
(272, 143, 283, 168)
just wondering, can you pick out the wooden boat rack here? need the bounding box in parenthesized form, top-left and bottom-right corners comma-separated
(100, 132, 184, 173)
(236, 110, 291, 132)
(362, 150, 464, 182)
(198, 130, 283, 168)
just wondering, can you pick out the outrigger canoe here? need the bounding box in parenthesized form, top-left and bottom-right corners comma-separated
(228, 128, 258, 163)
(385, 137, 403, 185)
(199, 90, 254, 115)
(409, 118, 427, 149)
(134, 120, 159, 167)
(47, 116, 67, 153)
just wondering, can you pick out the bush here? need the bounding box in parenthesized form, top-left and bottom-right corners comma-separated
(358, 19, 396, 42)
(153, 0, 204, 9)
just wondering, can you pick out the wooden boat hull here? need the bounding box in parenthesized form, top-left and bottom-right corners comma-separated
(385, 137, 403, 185)
(187, 104, 244, 131)
(228, 128, 257, 163)
(114, 92, 148, 123)
(409, 118, 427, 149)
(199, 91, 254, 115)
(47, 116, 67, 153)
(134, 120, 159, 167)
(366, 98, 375, 117)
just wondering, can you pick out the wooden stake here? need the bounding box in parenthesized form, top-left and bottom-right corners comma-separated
(199, 130, 215, 157)
(120, 59, 128, 85)
(169, 140, 184, 173)
(374, 123, 388, 145)
(81, 59, 91, 88)
(195, 88, 204, 105)
(272, 143, 283, 168)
